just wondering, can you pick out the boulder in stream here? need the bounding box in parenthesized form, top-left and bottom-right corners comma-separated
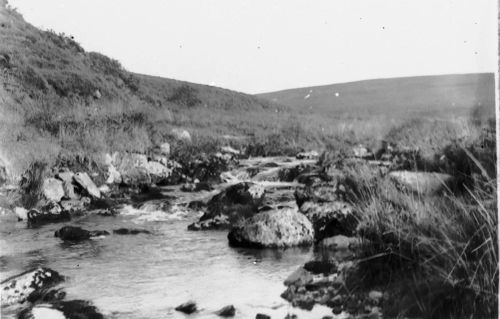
(188, 182, 265, 230)
(18, 300, 105, 319)
(227, 208, 314, 248)
(55, 226, 110, 241)
(27, 202, 70, 225)
(113, 228, 151, 235)
(1, 267, 64, 306)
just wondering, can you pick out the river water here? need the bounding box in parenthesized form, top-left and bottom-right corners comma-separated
(0, 157, 335, 318)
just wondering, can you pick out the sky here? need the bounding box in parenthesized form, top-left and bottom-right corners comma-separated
(8, 0, 498, 94)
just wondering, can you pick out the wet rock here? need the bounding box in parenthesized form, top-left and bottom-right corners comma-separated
(388, 171, 454, 195)
(256, 314, 271, 319)
(42, 178, 65, 202)
(55, 226, 110, 241)
(1, 267, 64, 306)
(216, 305, 236, 317)
(55, 226, 91, 241)
(73, 172, 101, 199)
(296, 150, 319, 160)
(175, 300, 197, 314)
(27, 203, 70, 225)
(300, 201, 357, 240)
(18, 300, 105, 319)
(227, 208, 314, 248)
(113, 228, 151, 235)
(188, 182, 265, 230)
(14, 206, 28, 221)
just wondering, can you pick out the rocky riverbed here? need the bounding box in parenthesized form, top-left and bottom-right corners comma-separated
(0, 143, 455, 318)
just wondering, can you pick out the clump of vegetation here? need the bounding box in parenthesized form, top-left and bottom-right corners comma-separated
(341, 121, 498, 318)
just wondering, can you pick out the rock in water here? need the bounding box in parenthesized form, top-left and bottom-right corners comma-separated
(175, 301, 197, 314)
(27, 202, 70, 225)
(113, 228, 151, 235)
(388, 171, 454, 195)
(55, 226, 109, 241)
(1, 267, 64, 306)
(300, 201, 357, 240)
(227, 208, 314, 248)
(216, 305, 236, 317)
(73, 172, 101, 199)
(54, 226, 91, 241)
(255, 314, 271, 319)
(18, 300, 105, 319)
(188, 182, 265, 230)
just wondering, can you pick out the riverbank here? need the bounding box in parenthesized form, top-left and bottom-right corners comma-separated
(1, 118, 496, 318)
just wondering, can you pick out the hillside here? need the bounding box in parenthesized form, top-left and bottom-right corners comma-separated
(259, 73, 495, 119)
(0, 1, 495, 180)
(0, 2, 288, 178)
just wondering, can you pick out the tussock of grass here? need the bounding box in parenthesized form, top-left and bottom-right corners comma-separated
(341, 127, 498, 318)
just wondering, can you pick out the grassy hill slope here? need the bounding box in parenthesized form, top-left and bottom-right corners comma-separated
(0, 2, 292, 178)
(259, 73, 495, 119)
(0, 1, 495, 180)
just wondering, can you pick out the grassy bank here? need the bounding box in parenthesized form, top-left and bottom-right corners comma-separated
(320, 117, 498, 318)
